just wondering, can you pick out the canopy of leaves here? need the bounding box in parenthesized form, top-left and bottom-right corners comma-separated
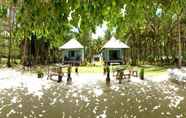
(1, 0, 186, 64)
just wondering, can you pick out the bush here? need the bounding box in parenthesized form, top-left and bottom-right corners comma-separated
(140, 68, 144, 80)
(36, 67, 44, 78)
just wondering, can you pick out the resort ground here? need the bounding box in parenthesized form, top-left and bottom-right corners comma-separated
(0, 66, 185, 118)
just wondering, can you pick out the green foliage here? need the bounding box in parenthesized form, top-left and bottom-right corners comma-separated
(36, 67, 44, 78)
(0, 5, 7, 18)
(140, 68, 144, 80)
(1, 0, 186, 66)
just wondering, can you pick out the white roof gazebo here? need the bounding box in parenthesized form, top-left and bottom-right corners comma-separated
(59, 38, 84, 65)
(103, 37, 129, 49)
(59, 38, 83, 49)
(102, 37, 129, 65)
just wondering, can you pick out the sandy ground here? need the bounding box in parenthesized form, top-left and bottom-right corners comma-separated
(0, 68, 185, 118)
(0, 67, 170, 93)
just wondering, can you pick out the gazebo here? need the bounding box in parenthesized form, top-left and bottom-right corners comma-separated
(102, 37, 129, 65)
(59, 38, 84, 65)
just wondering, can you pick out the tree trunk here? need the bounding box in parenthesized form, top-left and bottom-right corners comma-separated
(22, 38, 28, 66)
(7, 31, 12, 67)
(7, 7, 12, 67)
(178, 17, 182, 68)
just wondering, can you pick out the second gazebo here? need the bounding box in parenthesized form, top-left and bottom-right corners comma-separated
(102, 37, 129, 65)
(59, 38, 84, 65)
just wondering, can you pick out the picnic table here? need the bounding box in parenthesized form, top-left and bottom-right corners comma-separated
(112, 66, 125, 77)
(47, 64, 69, 81)
(113, 66, 138, 81)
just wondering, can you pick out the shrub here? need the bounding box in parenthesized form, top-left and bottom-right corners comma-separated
(36, 67, 44, 78)
(140, 68, 144, 80)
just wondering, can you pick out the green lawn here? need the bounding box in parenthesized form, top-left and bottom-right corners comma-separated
(0, 58, 21, 67)
(62, 65, 170, 76)
(0, 61, 171, 77)
(73, 66, 104, 73)
(137, 65, 170, 76)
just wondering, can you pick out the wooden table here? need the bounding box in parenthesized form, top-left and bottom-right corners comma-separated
(112, 66, 125, 76)
(47, 64, 69, 80)
(113, 66, 131, 81)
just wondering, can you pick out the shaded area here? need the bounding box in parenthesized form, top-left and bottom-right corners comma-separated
(0, 73, 186, 118)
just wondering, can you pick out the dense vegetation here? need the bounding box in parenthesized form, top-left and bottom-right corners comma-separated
(0, 0, 186, 67)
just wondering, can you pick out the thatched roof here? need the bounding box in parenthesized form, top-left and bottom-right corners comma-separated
(59, 38, 83, 49)
(103, 37, 129, 49)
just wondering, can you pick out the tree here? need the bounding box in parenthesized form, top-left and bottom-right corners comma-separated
(1, 0, 186, 66)
(0, 1, 16, 67)
(164, 0, 186, 68)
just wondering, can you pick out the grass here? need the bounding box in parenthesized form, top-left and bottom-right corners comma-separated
(77, 65, 172, 77)
(37, 65, 105, 74)
(0, 58, 21, 67)
(52, 65, 170, 76)
(73, 66, 104, 73)
(138, 65, 170, 76)
(0, 59, 171, 77)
